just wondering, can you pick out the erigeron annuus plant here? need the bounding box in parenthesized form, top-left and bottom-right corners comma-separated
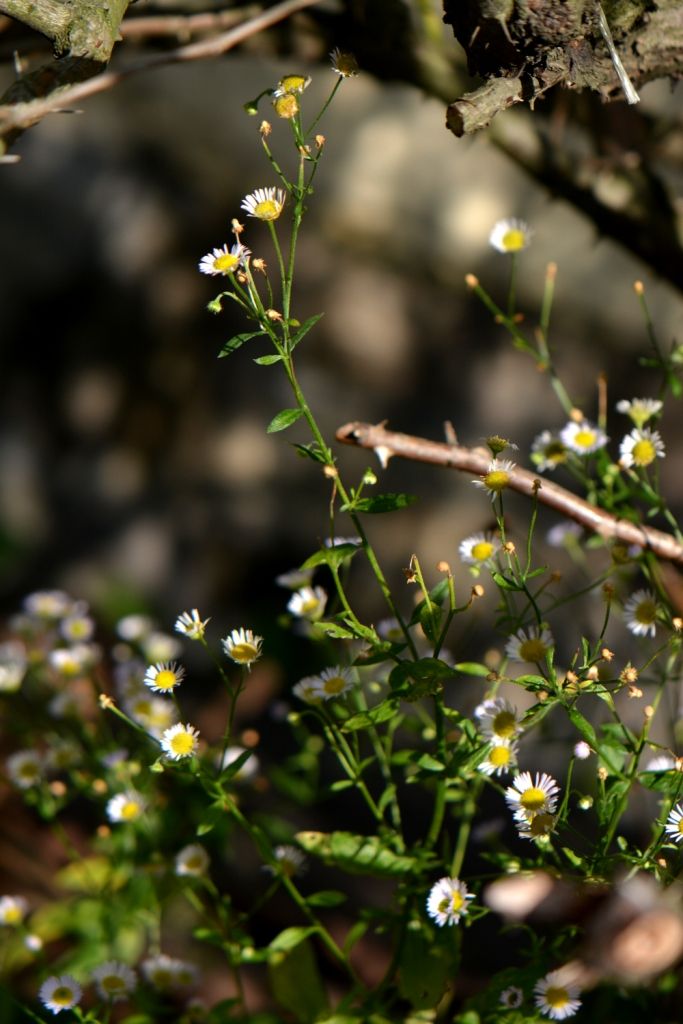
(3, 54, 683, 1024)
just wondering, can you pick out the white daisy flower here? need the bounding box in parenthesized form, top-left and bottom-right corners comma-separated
(499, 985, 524, 1008)
(472, 459, 516, 501)
(39, 974, 82, 1015)
(161, 722, 200, 760)
(175, 609, 210, 640)
(287, 585, 327, 621)
(240, 187, 286, 222)
(269, 844, 307, 877)
(664, 802, 683, 844)
(489, 218, 532, 253)
(199, 241, 250, 276)
(48, 643, 98, 677)
(0, 641, 27, 692)
(616, 397, 662, 428)
(330, 48, 359, 77)
(505, 625, 554, 664)
(315, 665, 355, 700)
(144, 661, 186, 693)
(91, 960, 137, 1002)
(292, 676, 324, 704)
(221, 627, 263, 667)
(141, 631, 182, 663)
(478, 738, 519, 777)
(515, 810, 557, 841)
(531, 430, 568, 472)
(573, 741, 591, 760)
(23, 590, 72, 621)
(534, 968, 582, 1019)
(645, 753, 676, 771)
(175, 843, 210, 877)
(125, 692, 177, 737)
(623, 588, 660, 637)
(106, 790, 146, 823)
(116, 613, 154, 642)
(59, 611, 95, 642)
(459, 532, 500, 566)
(474, 697, 521, 740)
(25, 933, 43, 951)
(6, 749, 43, 789)
(426, 876, 474, 926)
(0, 895, 28, 926)
(505, 771, 560, 818)
(560, 420, 608, 455)
(275, 566, 314, 590)
(619, 427, 665, 468)
(141, 954, 198, 991)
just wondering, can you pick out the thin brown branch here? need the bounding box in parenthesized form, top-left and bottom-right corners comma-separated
(336, 420, 683, 566)
(119, 7, 257, 42)
(0, 0, 318, 139)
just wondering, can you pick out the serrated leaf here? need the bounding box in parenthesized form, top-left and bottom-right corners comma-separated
(290, 312, 324, 350)
(219, 331, 264, 357)
(254, 353, 283, 365)
(295, 830, 417, 876)
(344, 493, 417, 514)
(267, 407, 304, 433)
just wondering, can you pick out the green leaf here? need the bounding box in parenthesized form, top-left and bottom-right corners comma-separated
(254, 353, 283, 365)
(269, 927, 318, 954)
(454, 662, 490, 677)
(219, 748, 254, 782)
(219, 331, 265, 357)
(344, 492, 417, 514)
(267, 407, 304, 433)
(566, 706, 598, 747)
(301, 543, 361, 571)
(292, 442, 328, 463)
(290, 312, 324, 350)
(398, 927, 459, 1010)
(342, 701, 400, 731)
(311, 620, 357, 640)
(268, 933, 327, 1022)
(491, 571, 523, 591)
(295, 830, 418, 876)
(416, 754, 445, 772)
(306, 890, 347, 908)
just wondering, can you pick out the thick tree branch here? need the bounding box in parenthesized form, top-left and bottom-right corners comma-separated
(336, 420, 683, 565)
(0, 0, 130, 59)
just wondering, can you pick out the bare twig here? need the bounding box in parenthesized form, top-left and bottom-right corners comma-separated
(336, 420, 683, 566)
(119, 7, 257, 42)
(0, 0, 318, 138)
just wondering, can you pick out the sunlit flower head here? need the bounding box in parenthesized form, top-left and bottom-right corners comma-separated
(531, 430, 568, 472)
(330, 48, 359, 77)
(316, 665, 355, 700)
(241, 187, 286, 222)
(619, 427, 665, 469)
(175, 843, 210, 877)
(274, 73, 311, 96)
(473, 459, 516, 500)
(505, 625, 554, 665)
(39, 975, 82, 1015)
(124, 692, 177, 736)
(616, 397, 662, 428)
(91, 960, 137, 1002)
(623, 588, 660, 638)
(489, 218, 532, 254)
(199, 242, 250, 277)
(664, 802, 683, 844)
(106, 790, 146, 823)
(161, 722, 200, 760)
(505, 771, 560, 817)
(426, 877, 474, 926)
(0, 641, 27, 693)
(272, 93, 300, 119)
(6, 749, 43, 789)
(23, 589, 72, 621)
(59, 609, 94, 643)
(474, 697, 521, 740)
(500, 986, 524, 1009)
(478, 738, 519, 777)
(560, 420, 608, 455)
(144, 661, 185, 693)
(48, 643, 98, 678)
(0, 895, 28, 926)
(175, 608, 210, 640)
(287, 585, 327, 621)
(292, 676, 324, 704)
(459, 532, 500, 567)
(222, 628, 263, 667)
(534, 968, 581, 1019)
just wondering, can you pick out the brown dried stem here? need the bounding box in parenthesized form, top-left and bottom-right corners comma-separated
(336, 420, 683, 565)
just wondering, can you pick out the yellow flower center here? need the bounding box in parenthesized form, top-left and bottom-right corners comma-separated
(154, 669, 178, 691)
(121, 800, 142, 821)
(170, 731, 196, 756)
(19, 764, 39, 781)
(528, 812, 554, 836)
(101, 975, 125, 994)
(323, 675, 346, 695)
(544, 441, 566, 464)
(632, 439, 656, 466)
(520, 786, 547, 812)
(185, 855, 204, 871)
(214, 253, 239, 273)
(254, 199, 282, 221)
(574, 429, 597, 449)
(230, 642, 258, 663)
(492, 710, 516, 738)
(483, 470, 510, 492)
(635, 599, 657, 625)
(490, 745, 511, 767)
(471, 540, 494, 561)
(334, 53, 359, 76)
(502, 228, 526, 251)
(450, 890, 464, 913)
(3, 906, 22, 924)
(278, 74, 309, 94)
(677, 819, 683, 835)
(545, 985, 570, 1009)
(52, 986, 75, 1007)
(518, 637, 547, 662)
(273, 94, 299, 119)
